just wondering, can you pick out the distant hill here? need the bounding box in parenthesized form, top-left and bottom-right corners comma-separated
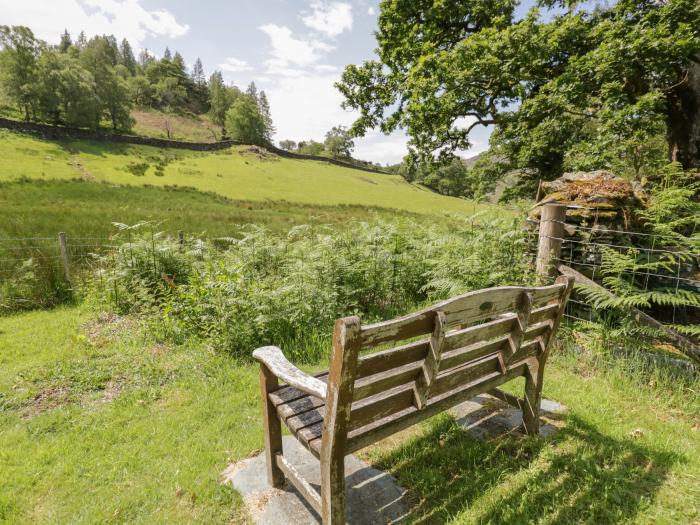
(0, 130, 502, 217)
(461, 151, 485, 170)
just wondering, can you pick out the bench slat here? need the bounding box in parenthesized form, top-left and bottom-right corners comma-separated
(356, 339, 429, 379)
(349, 385, 415, 431)
(346, 362, 529, 454)
(360, 284, 564, 348)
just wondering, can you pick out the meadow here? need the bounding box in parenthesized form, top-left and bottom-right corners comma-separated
(0, 130, 496, 216)
(1, 306, 698, 524)
(1, 129, 698, 524)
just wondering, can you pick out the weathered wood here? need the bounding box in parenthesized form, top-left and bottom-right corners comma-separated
(559, 264, 700, 364)
(276, 453, 322, 513)
(58, 232, 71, 285)
(353, 361, 422, 401)
(360, 284, 565, 348)
(350, 385, 415, 430)
(345, 363, 529, 454)
(439, 337, 510, 372)
(356, 339, 428, 380)
(413, 310, 446, 409)
(522, 358, 542, 435)
(522, 275, 574, 435)
(275, 391, 325, 420)
(488, 387, 524, 410)
(431, 354, 503, 398)
(269, 372, 329, 406)
(253, 282, 572, 524)
(253, 346, 328, 399)
(320, 316, 361, 525)
(259, 364, 285, 487)
(535, 204, 566, 279)
(506, 291, 533, 362)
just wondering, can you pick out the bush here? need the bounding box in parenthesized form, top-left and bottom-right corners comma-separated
(92, 217, 531, 361)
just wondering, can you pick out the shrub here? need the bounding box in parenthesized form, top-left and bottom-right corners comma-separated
(92, 217, 531, 360)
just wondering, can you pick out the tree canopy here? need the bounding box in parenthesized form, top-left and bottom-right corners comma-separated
(337, 0, 700, 194)
(0, 25, 275, 140)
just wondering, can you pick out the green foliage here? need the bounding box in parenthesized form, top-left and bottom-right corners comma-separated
(324, 125, 355, 158)
(0, 25, 42, 121)
(93, 217, 530, 360)
(0, 25, 275, 136)
(225, 95, 268, 146)
(297, 140, 325, 155)
(338, 0, 700, 191)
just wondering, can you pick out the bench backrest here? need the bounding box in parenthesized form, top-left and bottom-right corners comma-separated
(322, 276, 573, 450)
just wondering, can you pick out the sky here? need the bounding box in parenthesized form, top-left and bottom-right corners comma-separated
(0, 0, 537, 164)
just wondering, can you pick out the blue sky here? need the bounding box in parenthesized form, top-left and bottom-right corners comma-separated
(0, 0, 545, 164)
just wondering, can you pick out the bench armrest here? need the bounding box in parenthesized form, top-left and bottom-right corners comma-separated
(253, 346, 328, 400)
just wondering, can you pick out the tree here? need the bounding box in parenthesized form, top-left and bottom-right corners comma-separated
(225, 94, 267, 145)
(257, 90, 274, 141)
(76, 31, 87, 49)
(81, 36, 133, 130)
(138, 49, 155, 70)
(246, 81, 258, 101)
(36, 50, 99, 128)
(128, 75, 153, 106)
(324, 125, 354, 158)
(337, 0, 700, 192)
(58, 30, 72, 53)
(0, 25, 41, 120)
(208, 71, 238, 127)
(279, 139, 297, 151)
(119, 38, 136, 75)
(297, 140, 325, 155)
(191, 58, 205, 86)
(162, 47, 172, 61)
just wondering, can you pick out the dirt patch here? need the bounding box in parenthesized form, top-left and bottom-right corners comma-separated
(21, 386, 70, 419)
(69, 155, 95, 181)
(81, 312, 136, 346)
(101, 380, 123, 403)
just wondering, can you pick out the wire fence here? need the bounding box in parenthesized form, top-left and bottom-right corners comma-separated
(528, 211, 700, 329)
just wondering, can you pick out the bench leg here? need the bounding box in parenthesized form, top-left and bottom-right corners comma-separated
(321, 455, 345, 525)
(259, 364, 285, 487)
(523, 358, 543, 435)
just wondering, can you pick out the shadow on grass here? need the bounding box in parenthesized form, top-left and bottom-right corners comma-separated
(372, 415, 681, 524)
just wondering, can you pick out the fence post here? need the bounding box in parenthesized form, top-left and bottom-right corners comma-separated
(177, 230, 184, 251)
(58, 231, 71, 285)
(535, 204, 566, 280)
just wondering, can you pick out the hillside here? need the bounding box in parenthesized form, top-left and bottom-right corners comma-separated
(131, 109, 221, 143)
(0, 130, 496, 217)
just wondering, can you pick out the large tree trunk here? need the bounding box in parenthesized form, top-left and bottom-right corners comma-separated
(667, 58, 700, 170)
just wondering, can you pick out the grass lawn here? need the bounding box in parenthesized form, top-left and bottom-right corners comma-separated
(0, 130, 500, 217)
(0, 179, 427, 239)
(1, 308, 699, 524)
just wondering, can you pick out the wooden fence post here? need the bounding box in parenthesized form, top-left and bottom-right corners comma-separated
(535, 204, 566, 280)
(177, 230, 184, 250)
(58, 232, 71, 285)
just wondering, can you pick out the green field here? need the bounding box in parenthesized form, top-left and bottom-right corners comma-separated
(0, 130, 494, 217)
(1, 307, 698, 524)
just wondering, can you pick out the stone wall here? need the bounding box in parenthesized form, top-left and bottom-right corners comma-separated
(0, 117, 387, 174)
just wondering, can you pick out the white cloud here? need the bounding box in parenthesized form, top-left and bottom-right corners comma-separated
(0, 0, 188, 48)
(258, 23, 334, 70)
(301, 1, 353, 38)
(263, 71, 408, 165)
(367, 6, 376, 15)
(219, 57, 253, 73)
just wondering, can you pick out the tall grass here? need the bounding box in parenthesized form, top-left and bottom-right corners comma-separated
(91, 216, 531, 361)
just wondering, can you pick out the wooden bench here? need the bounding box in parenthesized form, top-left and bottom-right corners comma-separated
(253, 276, 573, 524)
